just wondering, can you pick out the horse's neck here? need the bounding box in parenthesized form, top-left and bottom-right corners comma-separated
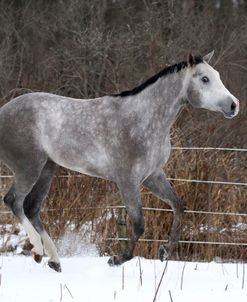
(123, 71, 186, 133)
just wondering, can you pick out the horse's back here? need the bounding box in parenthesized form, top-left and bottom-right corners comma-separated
(0, 92, 116, 178)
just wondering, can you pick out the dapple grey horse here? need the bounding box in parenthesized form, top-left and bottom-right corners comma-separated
(0, 51, 239, 272)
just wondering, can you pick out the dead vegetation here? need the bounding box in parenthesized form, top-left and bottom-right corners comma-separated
(0, 0, 247, 261)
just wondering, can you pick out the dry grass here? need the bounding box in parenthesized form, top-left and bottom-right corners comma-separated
(0, 146, 246, 261)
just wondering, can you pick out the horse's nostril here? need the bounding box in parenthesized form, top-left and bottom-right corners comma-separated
(231, 102, 236, 113)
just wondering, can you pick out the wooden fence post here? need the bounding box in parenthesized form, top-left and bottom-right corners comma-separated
(117, 207, 128, 251)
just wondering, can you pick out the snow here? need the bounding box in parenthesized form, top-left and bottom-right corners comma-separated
(56, 228, 99, 257)
(1, 224, 247, 301)
(0, 256, 247, 302)
(0, 224, 27, 254)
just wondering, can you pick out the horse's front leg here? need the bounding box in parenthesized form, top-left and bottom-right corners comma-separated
(143, 169, 184, 261)
(108, 181, 144, 266)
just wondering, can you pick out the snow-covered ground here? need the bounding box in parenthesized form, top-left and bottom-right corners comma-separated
(1, 224, 247, 301)
(0, 256, 247, 302)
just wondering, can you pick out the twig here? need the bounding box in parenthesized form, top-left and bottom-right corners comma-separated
(180, 262, 186, 290)
(153, 259, 169, 302)
(64, 284, 74, 299)
(60, 283, 63, 302)
(242, 262, 245, 289)
(169, 290, 173, 302)
(153, 260, 157, 292)
(122, 266, 124, 290)
(138, 257, 143, 287)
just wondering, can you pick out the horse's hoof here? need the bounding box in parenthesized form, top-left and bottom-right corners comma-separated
(159, 245, 168, 262)
(32, 253, 43, 264)
(48, 261, 62, 272)
(108, 255, 122, 266)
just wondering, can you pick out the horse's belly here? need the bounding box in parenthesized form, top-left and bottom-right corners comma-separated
(44, 142, 113, 180)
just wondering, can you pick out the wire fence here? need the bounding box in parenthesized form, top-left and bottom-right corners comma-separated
(0, 146, 247, 249)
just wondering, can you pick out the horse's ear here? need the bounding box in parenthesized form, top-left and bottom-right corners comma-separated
(203, 50, 214, 63)
(188, 53, 194, 66)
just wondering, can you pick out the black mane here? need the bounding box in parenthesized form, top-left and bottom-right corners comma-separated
(113, 55, 203, 97)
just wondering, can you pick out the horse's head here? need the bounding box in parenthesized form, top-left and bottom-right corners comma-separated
(185, 51, 239, 118)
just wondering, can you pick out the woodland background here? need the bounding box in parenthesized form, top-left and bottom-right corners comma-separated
(0, 0, 247, 261)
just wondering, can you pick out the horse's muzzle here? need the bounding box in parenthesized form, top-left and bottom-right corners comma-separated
(222, 98, 239, 119)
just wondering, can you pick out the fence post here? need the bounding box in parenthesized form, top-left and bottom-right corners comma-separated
(117, 207, 128, 251)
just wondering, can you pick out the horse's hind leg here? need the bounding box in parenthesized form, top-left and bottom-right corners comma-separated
(23, 160, 61, 272)
(143, 169, 184, 261)
(108, 180, 144, 266)
(3, 163, 47, 261)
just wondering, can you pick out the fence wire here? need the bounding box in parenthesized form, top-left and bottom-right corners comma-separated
(0, 146, 246, 248)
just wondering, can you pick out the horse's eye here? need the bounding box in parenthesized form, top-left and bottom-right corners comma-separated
(201, 76, 209, 83)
